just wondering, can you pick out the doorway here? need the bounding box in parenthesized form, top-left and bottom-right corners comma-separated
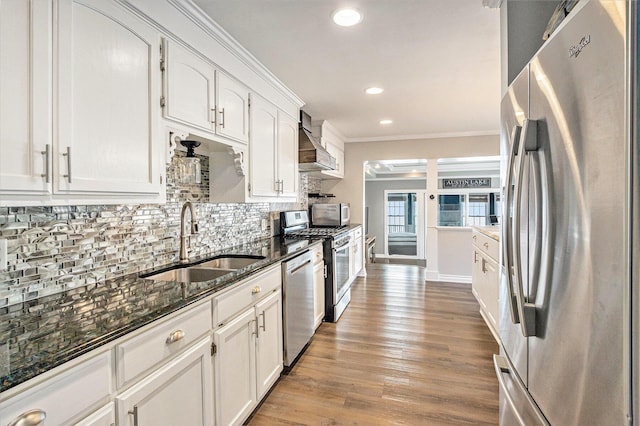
(384, 190, 426, 259)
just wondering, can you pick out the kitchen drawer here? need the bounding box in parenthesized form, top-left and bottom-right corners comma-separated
(473, 230, 499, 260)
(352, 226, 362, 239)
(214, 264, 280, 326)
(1, 352, 111, 426)
(116, 301, 211, 389)
(311, 243, 323, 265)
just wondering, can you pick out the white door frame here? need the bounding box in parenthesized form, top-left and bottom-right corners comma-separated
(383, 189, 426, 259)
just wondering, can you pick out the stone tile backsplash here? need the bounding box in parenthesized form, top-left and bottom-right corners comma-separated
(0, 151, 311, 306)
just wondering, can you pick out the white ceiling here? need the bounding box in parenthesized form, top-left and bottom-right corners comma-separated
(193, 0, 501, 142)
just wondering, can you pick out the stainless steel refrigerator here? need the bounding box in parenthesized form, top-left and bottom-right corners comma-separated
(496, 1, 636, 424)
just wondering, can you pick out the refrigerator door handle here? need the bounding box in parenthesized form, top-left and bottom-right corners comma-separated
(513, 119, 538, 337)
(502, 124, 522, 324)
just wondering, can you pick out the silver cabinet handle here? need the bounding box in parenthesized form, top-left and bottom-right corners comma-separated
(62, 146, 72, 183)
(128, 405, 139, 426)
(40, 144, 50, 183)
(165, 329, 185, 344)
(251, 319, 258, 337)
(260, 311, 266, 332)
(512, 119, 538, 337)
(219, 107, 225, 128)
(473, 251, 479, 264)
(7, 409, 46, 426)
(502, 125, 521, 325)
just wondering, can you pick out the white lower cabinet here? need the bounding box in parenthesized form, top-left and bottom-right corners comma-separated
(471, 229, 500, 340)
(213, 308, 258, 426)
(312, 245, 325, 329)
(0, 352, 111, 426)
(255, 291, 283, 399)
(212, 266, 283, 426)
(115, 337, 214, 426)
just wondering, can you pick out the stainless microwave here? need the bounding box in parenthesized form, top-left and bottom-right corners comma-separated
(310, 203, 350, 227)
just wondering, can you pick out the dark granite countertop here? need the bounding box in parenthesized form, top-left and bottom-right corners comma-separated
(0, 237, 322, 393)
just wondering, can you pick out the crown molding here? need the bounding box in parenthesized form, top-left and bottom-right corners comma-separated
(166, 0, 304, 107)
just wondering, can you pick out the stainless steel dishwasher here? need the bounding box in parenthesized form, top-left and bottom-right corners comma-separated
(282, 250, 314, 367)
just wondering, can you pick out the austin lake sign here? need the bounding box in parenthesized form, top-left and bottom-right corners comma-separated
(442, 178, 491, 189)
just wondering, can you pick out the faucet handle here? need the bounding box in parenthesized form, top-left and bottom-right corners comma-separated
(192, 223, 199, 234)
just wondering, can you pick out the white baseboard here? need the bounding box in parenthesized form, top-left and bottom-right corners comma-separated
(432, 274, 472, 284)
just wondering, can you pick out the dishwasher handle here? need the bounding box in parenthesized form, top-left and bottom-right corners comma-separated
(289, 258, 311, 275)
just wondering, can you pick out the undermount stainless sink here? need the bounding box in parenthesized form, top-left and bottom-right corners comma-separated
(142, 267, 234, 283)
(140, 255, 266, 283)
(196, 256, 265, 270)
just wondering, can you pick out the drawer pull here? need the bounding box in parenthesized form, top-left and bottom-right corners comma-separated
(165, 329, 186, 344)
(252, 286, 261, 295)
(484, 242, 489, 249)
(8, 409, 46, 426)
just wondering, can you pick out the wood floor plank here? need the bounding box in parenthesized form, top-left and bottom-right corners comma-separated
(248, 263, 499, 425)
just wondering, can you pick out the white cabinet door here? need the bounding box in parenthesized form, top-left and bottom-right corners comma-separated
(164, 39, 215, 132)
(213, 307, 257, 426)
(116, 337, 213, 426)
(249, 95, 277, 197)
(277, 111, 298, 198)
(216, 71, 249, 144)
(255, 290, 283, 400)
(484, 255, 499, 331)
(313, 260, 325, 329)
(0, 0, 52, 196)
(471, 247, 486, 309)
(56, 0, 161, 195)
(354, 235, 363, 276)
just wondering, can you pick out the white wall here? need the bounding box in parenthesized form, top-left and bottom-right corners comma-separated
(322, 134, 499, 281)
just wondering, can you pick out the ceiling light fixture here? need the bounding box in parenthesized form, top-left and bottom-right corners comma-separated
(332, 8, 363, 27)
(365, 87, 384, 95)
(379, 119, 393, 125)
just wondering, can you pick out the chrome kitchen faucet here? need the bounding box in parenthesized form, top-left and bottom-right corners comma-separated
(179, 201, 198, 262)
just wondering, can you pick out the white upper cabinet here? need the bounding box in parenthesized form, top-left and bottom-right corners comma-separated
(248, 94, 298, 200)
(216, 71, 250, 143)
(277, 111, 298, 198)
(162, 39, 249, 145)
(163, 39, 215, 132)
(249, 95, 278, 197)
(0, 0, 52, 197)
(56, 0, 162, 196)
(0, 0, 164, 205)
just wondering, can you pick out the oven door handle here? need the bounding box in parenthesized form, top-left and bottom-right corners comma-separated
(334, 238, 351, 250)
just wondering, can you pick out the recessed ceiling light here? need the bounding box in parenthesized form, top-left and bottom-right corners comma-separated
(365, 87, 384, 95)
(332, 9, 363, 27)
(380, 119, 393, 125)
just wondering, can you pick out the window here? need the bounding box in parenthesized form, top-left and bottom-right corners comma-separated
(437, 192, 500, 227)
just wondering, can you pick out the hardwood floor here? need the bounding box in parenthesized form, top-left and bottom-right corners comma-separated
(248, 263, 499, 425)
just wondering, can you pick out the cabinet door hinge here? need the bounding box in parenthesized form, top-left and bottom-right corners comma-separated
(211, 342, 217, 355)
(160, 175, 163, 184)
(159, 43, 165, 71)
(248, 183, 251, 192)
(160, 96, 166, 108)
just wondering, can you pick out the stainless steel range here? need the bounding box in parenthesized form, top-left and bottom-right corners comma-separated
(281, 210, 352, 322)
